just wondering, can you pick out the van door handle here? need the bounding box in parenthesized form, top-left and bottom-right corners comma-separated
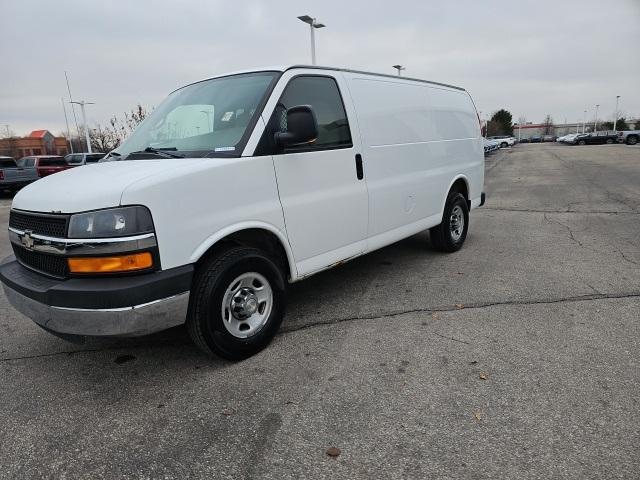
(355, 154, 364, 180)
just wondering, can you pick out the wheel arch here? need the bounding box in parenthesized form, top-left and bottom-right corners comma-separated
(443, 175, 470, 210)
(190, 222, 298, 282)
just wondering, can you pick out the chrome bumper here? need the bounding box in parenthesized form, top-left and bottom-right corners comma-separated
(2, 284, 189, 337)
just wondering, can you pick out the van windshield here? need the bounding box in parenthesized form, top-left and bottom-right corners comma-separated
(112, 72, 278, 159)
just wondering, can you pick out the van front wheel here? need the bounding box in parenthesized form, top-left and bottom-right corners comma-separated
(429, 192, 469, 252)
(187, 246, 286, 360)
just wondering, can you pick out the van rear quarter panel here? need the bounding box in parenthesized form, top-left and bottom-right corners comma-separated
(344, 73, 483, 240)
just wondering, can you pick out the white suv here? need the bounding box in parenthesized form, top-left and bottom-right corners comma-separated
(0, 65, 485, 359)
(488, 135, 516, 147)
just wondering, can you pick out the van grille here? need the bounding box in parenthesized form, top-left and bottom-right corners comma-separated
(9, 210, 69, 238)
(12, 245, 68, 279)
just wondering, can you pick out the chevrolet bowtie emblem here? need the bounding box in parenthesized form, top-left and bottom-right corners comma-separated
(21, 231, 35, 250)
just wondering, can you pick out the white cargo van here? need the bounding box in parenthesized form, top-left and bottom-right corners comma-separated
(0, 66, 485, 359)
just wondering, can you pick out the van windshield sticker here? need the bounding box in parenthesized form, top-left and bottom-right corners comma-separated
(221, 112, 234, 122)
(214, 146, 235, 152)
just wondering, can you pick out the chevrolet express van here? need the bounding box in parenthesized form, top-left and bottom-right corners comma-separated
(0, 65, 485, 359)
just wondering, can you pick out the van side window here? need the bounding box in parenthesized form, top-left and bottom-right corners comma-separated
(273, 76, 352, 153)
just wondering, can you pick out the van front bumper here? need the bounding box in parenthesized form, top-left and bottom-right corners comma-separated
(0, 256, 193, 337)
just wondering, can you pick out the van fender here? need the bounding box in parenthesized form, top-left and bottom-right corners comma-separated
(440, 174, 470, 214)
(189, 221, 298, 281)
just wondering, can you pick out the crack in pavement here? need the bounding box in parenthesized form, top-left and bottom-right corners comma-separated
(2, 292, 639, 363)
(542, 212, 638, 267)
(483, 207, 637, 215)
(281, 291, 640, 335)
(547, 149, 638, 213)
(432, 332, 471, 345)
(543, 212, 585, 247)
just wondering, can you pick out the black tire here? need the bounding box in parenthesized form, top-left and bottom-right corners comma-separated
(187, 246, 286, 360)
(578, 140, 586, 145)
(627, 135, 638, 145)
(429, 191, 469, 253)
(606, 138, 614, 144)
(501, 142, 508, 148)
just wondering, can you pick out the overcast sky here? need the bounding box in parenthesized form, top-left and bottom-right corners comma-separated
(1, 0, 639, 137)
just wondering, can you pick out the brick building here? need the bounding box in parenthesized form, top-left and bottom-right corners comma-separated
(0, 130, 69, 159)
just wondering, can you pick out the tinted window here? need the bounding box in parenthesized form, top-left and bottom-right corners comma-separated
(276, 76, 352, 151)
(0, 159, 16, 168)
(16, 157, 31, 167)
(39, 158, 66, 167)
(66, 154, 83, 164)
(87, 154, 104, 162)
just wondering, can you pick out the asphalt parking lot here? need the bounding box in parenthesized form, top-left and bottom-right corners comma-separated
(1, 143, 639, 479)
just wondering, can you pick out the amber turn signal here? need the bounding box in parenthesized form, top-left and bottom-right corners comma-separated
(68, 252, 153, 274)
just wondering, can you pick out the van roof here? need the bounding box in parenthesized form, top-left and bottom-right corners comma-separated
(175, 65, 466, 93)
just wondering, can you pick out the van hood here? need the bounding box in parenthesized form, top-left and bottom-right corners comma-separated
(12, 159, 207, 213)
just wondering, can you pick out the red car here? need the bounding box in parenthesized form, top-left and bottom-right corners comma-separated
(18, 155, 71, 178)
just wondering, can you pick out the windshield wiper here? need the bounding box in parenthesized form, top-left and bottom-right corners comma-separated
(128, 146, 185, 158)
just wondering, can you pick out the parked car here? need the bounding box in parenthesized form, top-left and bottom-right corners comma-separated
(0, 65, 485, 360)
(0, 156, 39, 193)
(617, 130, 640, 145)
(558, 134, 580, 143)
(573, 131, 618, 145)
(542, 135, 555, 142)
(483, 138, 500, 154)
(65, 152, 106, 166)
(519, 138, 530, 143)
(488, 135, 516, 147)
(17, 155, 71, 177)
(530, 136, 542, 143)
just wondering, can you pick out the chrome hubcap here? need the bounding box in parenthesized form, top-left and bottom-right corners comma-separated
(450, 205, 465, 241)
(221, 272, 273, 338)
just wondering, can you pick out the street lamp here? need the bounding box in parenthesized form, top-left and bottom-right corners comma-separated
(392, 65, 405, 76)
(70, 100, 95, 153)
(594, 104, 600, 133)
(297, 15, 325, 65)
(613, 95, 621, 132)
(582, 110, 587, 134)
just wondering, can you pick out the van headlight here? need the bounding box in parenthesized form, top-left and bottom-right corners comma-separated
(68, 206, 154, 239)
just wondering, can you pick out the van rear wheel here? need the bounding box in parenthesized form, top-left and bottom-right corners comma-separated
(429, 192, 469, 252)
(187, 246, 286, 360)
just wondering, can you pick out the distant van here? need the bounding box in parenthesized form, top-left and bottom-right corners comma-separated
(1, 65, 485, 359)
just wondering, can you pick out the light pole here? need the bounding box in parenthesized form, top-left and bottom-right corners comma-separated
(392, 65, 405, 76)
(70, 100, 95, 153)
(297, 15, 325, 65)
(613, 95, 620, 132)
(582, 110, 587, 134)
(61, 97, 74, 153)
(594, 104, 599, 133)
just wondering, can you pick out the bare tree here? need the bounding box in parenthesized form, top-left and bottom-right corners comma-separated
(88, 104, 149, 152)
(542, 115, 554, 135)
(89, 125, 121, 152)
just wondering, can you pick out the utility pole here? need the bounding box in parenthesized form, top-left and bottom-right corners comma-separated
(392, 65, 406, 76)
(61, 97, 74, 153)
(582, 110, 587, 134)
(70, 100, 95, 153)
(64, 71, 82, 148)
(297, 15, 325, 65)
(613, 95, 620, 132)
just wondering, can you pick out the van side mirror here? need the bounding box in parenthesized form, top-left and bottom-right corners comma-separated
(274, 105, 318, 147)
